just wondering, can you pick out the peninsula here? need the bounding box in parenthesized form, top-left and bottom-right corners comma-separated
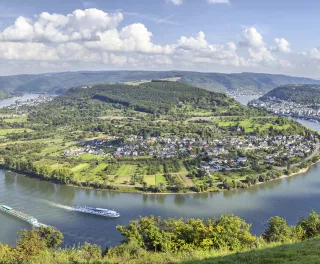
(0, 81, 318, 194)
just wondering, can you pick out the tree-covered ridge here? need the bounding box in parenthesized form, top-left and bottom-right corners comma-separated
(1, 70, 320, 94)
(89, 81, 234, 114)
(260, 84, 320, 104)
(28, 81, 251, 125)
(2, 211, 320, 263)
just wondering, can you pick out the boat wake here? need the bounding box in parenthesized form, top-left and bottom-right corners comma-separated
(40, 200, 74, 211)
(39, 200, 120, 218)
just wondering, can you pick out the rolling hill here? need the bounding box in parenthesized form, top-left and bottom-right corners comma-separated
(1, 71, 320, 94)
(259, 84, 320, 104)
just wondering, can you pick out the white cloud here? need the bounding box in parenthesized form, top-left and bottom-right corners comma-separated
(168, 0, 230, 5)
(207, 0, 230, 4)
(178, 31, 208, 50)
(0, 42, 58, 61)
(309, 48, 320, 60)
(0, 9, 123, 42)
(248, 46, 274, 63)
(86, 23, 175, 54)
(274, 38, 291, 53)
(240, 27, 264, 48)
(168, 0, 183, 5)
(1, 8, 320, 78)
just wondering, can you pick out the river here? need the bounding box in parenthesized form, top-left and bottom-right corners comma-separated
(0, 94, 41, 108)
(0, 95, 320, 250)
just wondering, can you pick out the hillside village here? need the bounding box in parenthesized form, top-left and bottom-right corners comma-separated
(64, 134, 317, 174)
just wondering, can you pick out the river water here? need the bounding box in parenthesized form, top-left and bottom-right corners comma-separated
(0, 94, 40, 108)
(1, 95, 320, 250)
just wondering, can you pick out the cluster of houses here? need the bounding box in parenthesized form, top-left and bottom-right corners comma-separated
(199, 135, 315, 173)
(200, 157, 249, 174)
(63, 135, 316, 168)
(63, 144, 106, 157)
(249, 99, 320, 121)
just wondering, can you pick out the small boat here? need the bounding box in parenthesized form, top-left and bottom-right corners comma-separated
(73, 206, 120, 218)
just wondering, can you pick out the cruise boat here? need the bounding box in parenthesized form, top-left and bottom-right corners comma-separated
(73, 206, 120, 218)
(0, 204, 40, 226)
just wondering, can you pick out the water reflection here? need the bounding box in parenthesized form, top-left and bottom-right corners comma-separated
(174, 195, 186, 206)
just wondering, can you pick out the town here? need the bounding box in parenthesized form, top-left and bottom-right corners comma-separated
(249, 98, 320, 122)
(64, 134, 317, 174)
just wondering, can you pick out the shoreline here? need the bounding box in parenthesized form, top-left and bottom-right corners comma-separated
(3, 159, 319, 195)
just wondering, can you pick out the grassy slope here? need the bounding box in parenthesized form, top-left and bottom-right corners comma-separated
(113, 237, 320, 264)
(184, 238, 320, 264)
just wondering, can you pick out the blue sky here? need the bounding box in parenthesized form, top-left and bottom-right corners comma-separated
(0, 0, 319, 77)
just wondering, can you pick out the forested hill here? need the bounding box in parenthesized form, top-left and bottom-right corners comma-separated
(1, 70, 320, 94)
(259, 84, 320, 104)
(28, 81, 257, 125)
(49, 81, 242, 114)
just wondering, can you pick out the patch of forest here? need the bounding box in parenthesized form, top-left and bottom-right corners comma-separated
(260, 84, 320, 104)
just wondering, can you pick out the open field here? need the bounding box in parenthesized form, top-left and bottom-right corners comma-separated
(0, 128, 33, 135)
(71, 163, 90, 172)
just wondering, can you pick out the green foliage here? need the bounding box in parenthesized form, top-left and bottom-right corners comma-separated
(262, 216, 294, 243)
(117, 215, 256, 252)
(2, 211, 320, 263)
(3, 156, 74, 184)
(261, 84, 320, 104)
(297, 210, 320, 239)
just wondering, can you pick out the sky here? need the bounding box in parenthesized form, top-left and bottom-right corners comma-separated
(0, 0, 319, 78)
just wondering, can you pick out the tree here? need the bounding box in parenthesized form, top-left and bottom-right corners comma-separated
(39, 226, 64, 249)
(142, 181, 148, 191)
(297, 210, 320, 239)
(262, 216, 293, 243)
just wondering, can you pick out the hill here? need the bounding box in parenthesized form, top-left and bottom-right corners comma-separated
(1, 71, 320, 94)
(259, 84, 320, 104)
(28, 81, 250, 126)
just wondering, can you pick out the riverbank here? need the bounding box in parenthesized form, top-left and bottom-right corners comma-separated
(2, 157, 319, 196)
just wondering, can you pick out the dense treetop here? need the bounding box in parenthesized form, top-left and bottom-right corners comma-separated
(28, 81, 253, 125)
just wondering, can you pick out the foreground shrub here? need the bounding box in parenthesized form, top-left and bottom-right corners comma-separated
(262, 216, 293, 243)
(116, 214, 256, 252)
(298, 210, 320, 239)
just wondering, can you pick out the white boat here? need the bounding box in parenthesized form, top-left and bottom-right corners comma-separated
(73, 206, 120, 218)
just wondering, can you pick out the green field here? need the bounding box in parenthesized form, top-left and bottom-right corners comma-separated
(218, 117, 291, 133)
(91, 163, 108, 174)
(71, 163, 90, 172)
(0, 128, 33, 135)
(144, 175, 156, 185)
(3, 116, 27, 123)
(155, 174, 166, 185)
(77, 154, 105, 161)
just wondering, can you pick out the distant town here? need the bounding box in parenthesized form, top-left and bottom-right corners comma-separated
(4, 95, 53, 111)
(249, 98, 320, 122)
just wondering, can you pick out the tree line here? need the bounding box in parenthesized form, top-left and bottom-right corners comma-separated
(2, 210, 320, 263)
